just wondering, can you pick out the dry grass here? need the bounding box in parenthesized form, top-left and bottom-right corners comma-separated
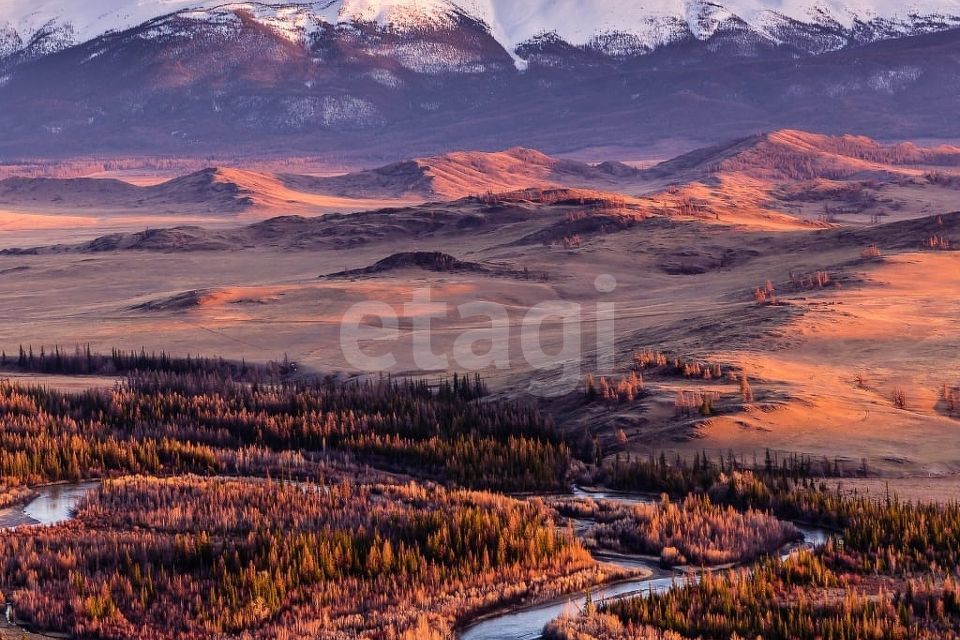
(4, 134, 960, 484)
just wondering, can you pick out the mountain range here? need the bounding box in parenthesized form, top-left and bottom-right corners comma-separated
(4, 1, 960, 157)
(0, 146, 645, 212)
(8, 0, 960, 62)
(4, 128, 956, 212)
(5, 128, 960, 261)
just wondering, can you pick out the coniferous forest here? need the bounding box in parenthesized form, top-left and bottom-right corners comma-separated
(1, 476, 602, 639)
(548, 456, 960, 640)
(0, 365, 568, 493)
(0, 349, 959, 639)
(0, 353, 592, 638)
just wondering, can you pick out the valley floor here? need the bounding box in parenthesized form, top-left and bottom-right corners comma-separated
(2, 130, 960, 478)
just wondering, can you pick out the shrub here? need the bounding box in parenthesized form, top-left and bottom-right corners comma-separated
(892, 387, 907, 410)
(588, 372, 645, 403)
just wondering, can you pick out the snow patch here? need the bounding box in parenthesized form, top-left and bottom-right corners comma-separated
(868, 66, 923, 93)
(332, 0, 460, 28)
(280, 94, 384, 128)
(82, 48, 106, 63)
(4, 0, 960, 67)
(177, 4, 326, 44)
(386, 40, 492, 73)
(460, 0, 960, 55)
(318, 95, 383, 127)
(364, 68, 404, 88)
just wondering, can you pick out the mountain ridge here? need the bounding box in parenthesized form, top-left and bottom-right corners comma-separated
(651, 129, 960, 180)
(6, 0, 960, 66)
(0, 146, 644, 208)
(5, 3, 960, 157)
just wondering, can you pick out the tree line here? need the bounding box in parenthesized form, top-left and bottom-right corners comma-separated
(0, 344, 285, 379)
(555, 451, 960, 639)
(0, 368, 568, 492)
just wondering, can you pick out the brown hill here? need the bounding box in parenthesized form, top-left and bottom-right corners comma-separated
(322, 251, 531, 279)
(0, 176, 141, 207)
(0, 148, 640, 212)
(285, 147, 640, 200)
(651, 129, 960, 182)
(0, 167, 263, 212)
(17, 181, 947, 260)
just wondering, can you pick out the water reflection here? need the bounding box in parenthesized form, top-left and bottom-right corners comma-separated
(460, 575, 687, 640)
(0, 482, 99, 528)
(461, 488, 833, 640)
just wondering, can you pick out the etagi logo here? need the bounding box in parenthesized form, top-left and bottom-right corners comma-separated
(339, 275, 619, 397)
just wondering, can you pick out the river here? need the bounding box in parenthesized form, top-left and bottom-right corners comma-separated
(0, 481, 832, 640)
(460, 488, 833, 640)
(0, 481, 100, 529)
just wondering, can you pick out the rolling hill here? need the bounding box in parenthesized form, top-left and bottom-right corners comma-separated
(0, 147, 642, 210)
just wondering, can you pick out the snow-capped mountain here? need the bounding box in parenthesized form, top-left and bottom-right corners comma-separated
(3, 0, 960, 157)
(5, 0, 960, 65)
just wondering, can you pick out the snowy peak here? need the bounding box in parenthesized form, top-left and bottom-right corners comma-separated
(333, 0, 462, 27)
(0, 0, 465, 54)
(462, 0, 960, 55)
(5, 0, 960, 64)
(3, 0, 960, 155)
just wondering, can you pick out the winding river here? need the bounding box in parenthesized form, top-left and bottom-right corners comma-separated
(459, 488, 832, 640)
(460, 575, 683, 640)
(0, 482, 831, 640)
